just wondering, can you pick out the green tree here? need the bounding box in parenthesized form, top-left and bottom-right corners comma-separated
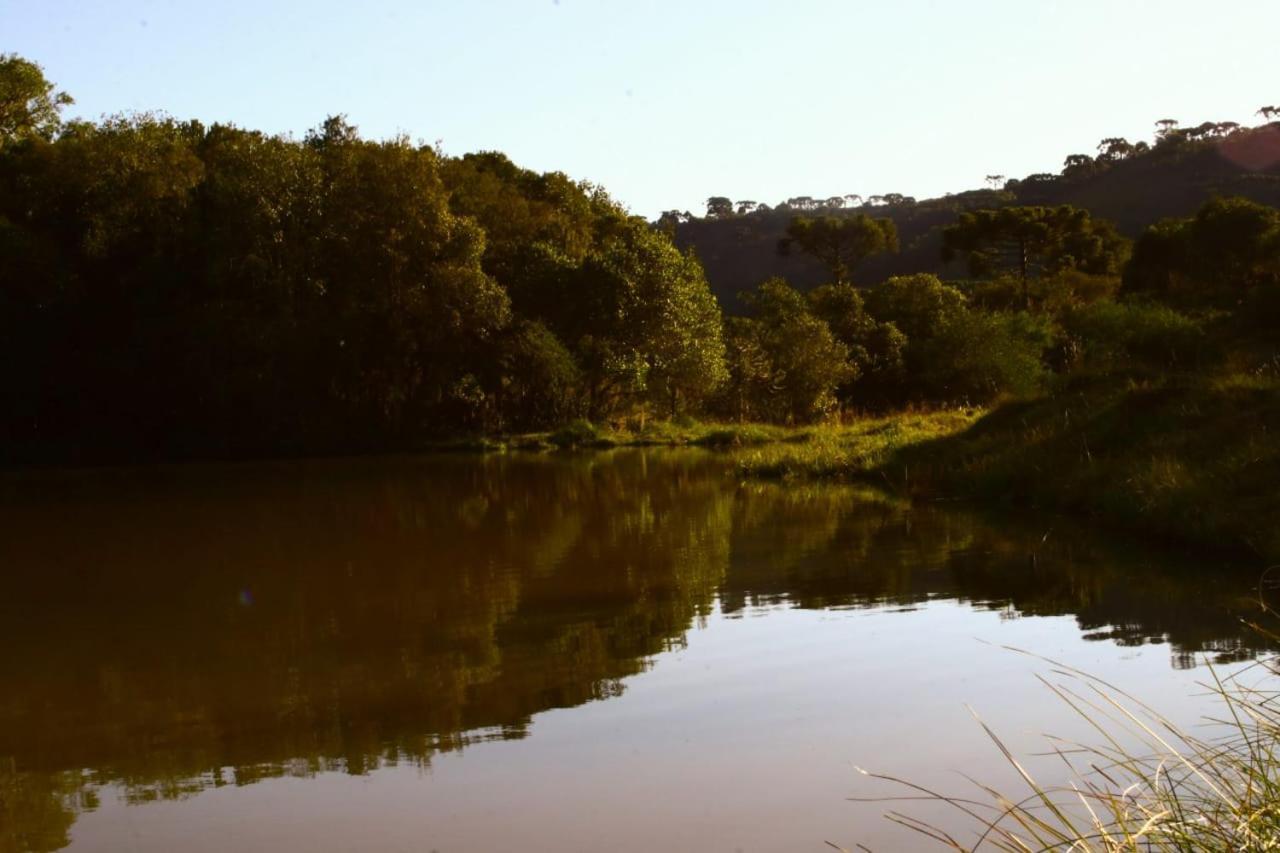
(941, 205, 1129, 308)
(1124, 196, 1280, 302)
(777, 214, 898, 283)
(488, 320, 582, 430)
(705, 196, 734, 218)
(865, 275, 1048, 404)
(807, 282, 906, 406)
(864, 273, 967, 340)
(0, 54, 72, 146)
(730, 279, 853, 422)
(915, 310, 1052, 403)
(571, 225, 727, 419)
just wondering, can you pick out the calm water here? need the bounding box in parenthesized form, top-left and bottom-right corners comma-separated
(0, 450, 1267, 852)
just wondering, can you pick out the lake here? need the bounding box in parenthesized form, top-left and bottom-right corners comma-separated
(0, 450, 1267, 851)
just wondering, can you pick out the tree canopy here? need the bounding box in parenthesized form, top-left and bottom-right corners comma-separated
(777, 214, 899, 283)
(1124, 196, 1280, 301)
(941, 205, 1130, 306)
(0, 54, 72, 146)
(0, 57, 731, 459)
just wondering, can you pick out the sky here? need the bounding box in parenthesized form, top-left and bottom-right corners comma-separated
(4, 0, 1279, 218)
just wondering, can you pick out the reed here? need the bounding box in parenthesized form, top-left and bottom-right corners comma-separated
(845, 626, 1280, 851)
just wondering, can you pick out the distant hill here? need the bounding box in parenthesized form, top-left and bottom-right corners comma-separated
(667, 122, 1280, 312)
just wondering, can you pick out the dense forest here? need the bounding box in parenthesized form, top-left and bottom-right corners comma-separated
(0, 55, 727, 460)
(1, 53, 1279, 465)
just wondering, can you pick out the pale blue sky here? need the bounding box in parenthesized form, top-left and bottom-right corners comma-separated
(4, 0, 1278, 217)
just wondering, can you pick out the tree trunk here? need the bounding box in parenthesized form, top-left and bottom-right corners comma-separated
(1019, 240, 1030, 309)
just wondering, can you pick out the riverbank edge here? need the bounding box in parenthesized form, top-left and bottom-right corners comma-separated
(447, 375, 1280, 564)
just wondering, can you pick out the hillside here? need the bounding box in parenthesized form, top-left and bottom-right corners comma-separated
(671, 123, 1280, 311)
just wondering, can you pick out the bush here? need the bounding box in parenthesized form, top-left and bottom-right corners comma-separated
(1063, 301, 1204, 369)
(548, 419, 600, 448)
(916, 310, 1053, 403)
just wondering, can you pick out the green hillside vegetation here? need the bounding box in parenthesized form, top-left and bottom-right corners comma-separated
(738, 195, 1280, 559)
(672, 119, 1280, 310)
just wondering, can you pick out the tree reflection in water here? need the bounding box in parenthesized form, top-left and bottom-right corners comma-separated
(0, 451, 1264, 851)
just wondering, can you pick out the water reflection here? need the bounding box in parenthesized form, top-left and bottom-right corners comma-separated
(0, 451, 1264, 851)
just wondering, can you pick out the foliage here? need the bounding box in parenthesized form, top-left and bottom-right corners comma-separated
(735, 411, 983, 479)
(861, 275, 1050, 404)
(913, 309, 1053, 403)
(807, 282, 907, 402)
(777, 214, 898, 283)
(547, 419, 604, 448)
(0, 54, 72, 146)
(489, 320, 582, 431)
(1062, 301, 1205, 370)
(864, 273, 968, 340)
(963, 270, 1120, 314)
(1124, 196, 1280, 303)
(942, 206, 1130, 306)
(719, 279, 854, 423)
(0, 57, 730, 460)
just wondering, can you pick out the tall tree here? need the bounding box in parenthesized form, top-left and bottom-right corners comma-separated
(729, 279, 852, 422)
(941, 206, 1129, 308)
(0, 54, 72, 146)
(1124, 196, 1280, 300)
(777, 214, 898, 284)
(705, 196, 734, 218)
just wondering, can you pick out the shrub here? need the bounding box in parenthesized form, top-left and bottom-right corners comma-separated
(916, 310, 1053, 403)
(1063, 301, 1204, 369)
(548, 419, 600, 448)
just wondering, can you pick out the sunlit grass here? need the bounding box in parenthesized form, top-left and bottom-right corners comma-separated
(735, 410, 983, 480)
(843, 639, 1280, 852)
(432, 418, 812, 451)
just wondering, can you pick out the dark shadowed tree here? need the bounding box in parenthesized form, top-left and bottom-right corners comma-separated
(941, 206, 1129, 307)
(729, 278, 852, 423)
(1124, 196, 1280, 302)
(777, 214, 898, 284)
(808, 282, 906, 407)
(705, 196, 734, 218)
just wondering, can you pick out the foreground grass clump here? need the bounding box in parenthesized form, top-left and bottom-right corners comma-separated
(851, 647, 1280, 851)
(735, 410, 984, 479)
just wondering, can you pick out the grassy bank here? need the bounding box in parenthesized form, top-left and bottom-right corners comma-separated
(737, 375, 1280, 561)
(732, 410, 983, 478)
(426, 418, 814, 453)
(426, 369, 1280, 562)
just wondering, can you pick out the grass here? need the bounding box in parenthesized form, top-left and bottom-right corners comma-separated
(734, 410, 983, 480)
(423, 365, 1280, 562)
(424, 418, 809, 452)
(889, 374, 1280, 561)
(735, 374, 1280, 562)
(844, 640, 1280, 851)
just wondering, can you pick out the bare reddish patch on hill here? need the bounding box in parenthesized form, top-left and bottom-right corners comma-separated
(1218, 123, 1280, 171)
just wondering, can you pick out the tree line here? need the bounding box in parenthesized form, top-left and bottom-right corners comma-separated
(1, 54, 1277, 462)
(679, 111, 1280, 225)
(0, 55, 726, 460)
